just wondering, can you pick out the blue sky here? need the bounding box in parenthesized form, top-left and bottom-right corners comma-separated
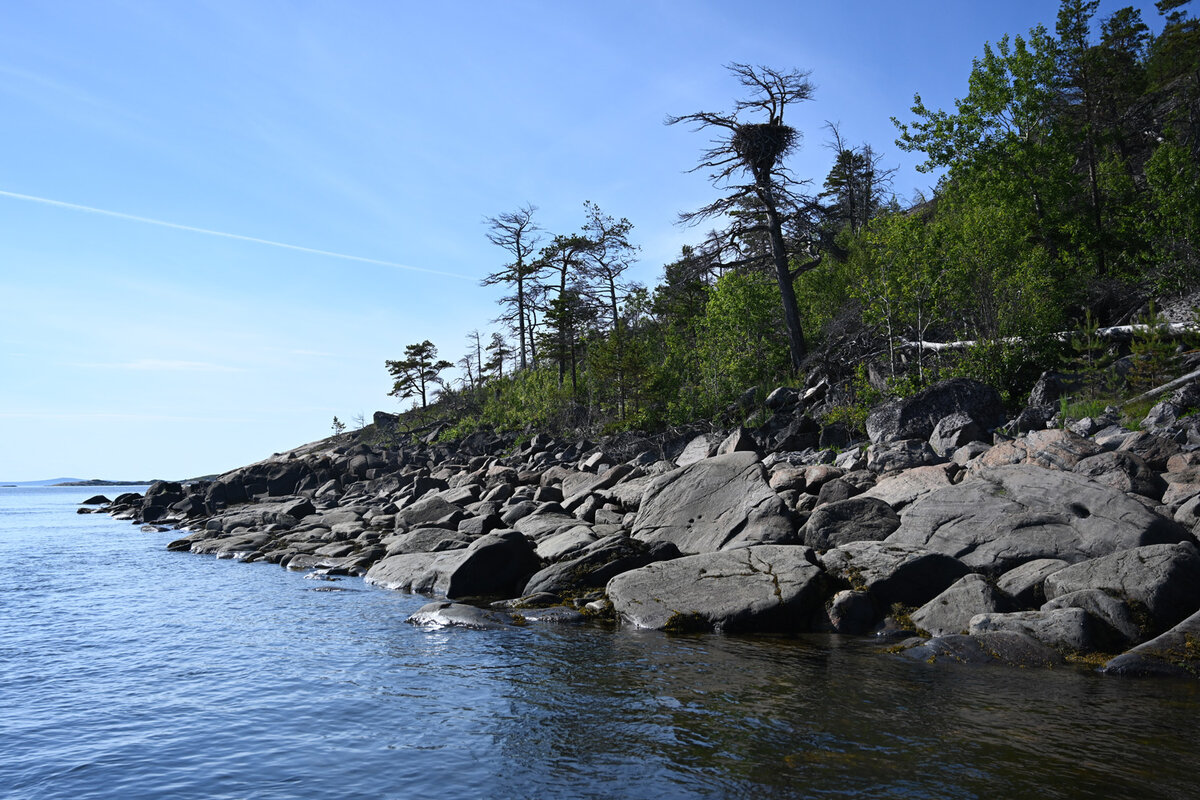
(0, 0, 1168, 481)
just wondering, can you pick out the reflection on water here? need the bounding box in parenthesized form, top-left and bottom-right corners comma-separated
(2, 486, 1198, 800)
(484, 628, 1199, 799)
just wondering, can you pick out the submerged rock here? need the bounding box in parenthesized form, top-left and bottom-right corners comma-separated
(899, 631, 1064, 668)
(407, 601, 519, 630)
(968, 607, 1110, 653)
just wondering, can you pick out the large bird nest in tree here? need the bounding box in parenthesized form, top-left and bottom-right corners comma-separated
(732, 122, 796, 175)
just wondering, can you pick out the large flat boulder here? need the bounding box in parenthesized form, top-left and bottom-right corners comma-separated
(534, 527, 598, 561)
(675, 433, 720, 467)
(1071, 451, 1164, 500)
(861, 464, 955, 511)
(191, 531, 274, 557)
(968, 429, 1101, 473)
(1042, 589, 1142, 649)
(1117, 431, 1182, 471)
(512, 510, 581, 540)
(206, 497, 313, 532)
(866, 439, 943, 474)
(887, 465, 1191, 572)
(394, 495, 466, 530)
(995, 558, 1069, 608)
(1043, 542, 1200, 634)
(606, 545, 826, 633)
(631, 452, 796, 554)
(383, 527, 474, 556)
(911, 574, 1013, 637)
(561, 464, 633, 504)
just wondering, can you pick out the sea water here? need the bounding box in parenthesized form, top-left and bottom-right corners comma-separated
(2, 485, 1198, 799)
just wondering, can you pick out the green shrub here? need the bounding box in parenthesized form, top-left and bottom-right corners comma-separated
(945, 336, 1062, 407)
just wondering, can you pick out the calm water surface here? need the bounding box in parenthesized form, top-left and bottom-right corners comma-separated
(2, 486, 1198, 799)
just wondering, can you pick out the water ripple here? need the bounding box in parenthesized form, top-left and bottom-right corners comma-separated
(2, 486, 1199, 799)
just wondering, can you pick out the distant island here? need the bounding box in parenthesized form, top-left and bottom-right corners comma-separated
(55, 479, 155, 487)
(0, 478, 155, 487)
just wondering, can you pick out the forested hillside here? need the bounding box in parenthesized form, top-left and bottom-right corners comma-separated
(380, 0, 1199, 442)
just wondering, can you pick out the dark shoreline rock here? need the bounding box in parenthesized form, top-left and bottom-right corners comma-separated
(88, 383, 1200, 679)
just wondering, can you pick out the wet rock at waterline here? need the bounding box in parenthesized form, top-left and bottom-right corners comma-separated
(1103, 609, 1200, 677)
(365, 530, 539, 599)
(899, 631, 1065, 668)
(910, 574, 1013, 637)
(407, 601, 518, 630)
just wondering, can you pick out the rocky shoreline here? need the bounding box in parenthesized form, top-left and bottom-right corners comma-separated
(84, 376, 1200, 678)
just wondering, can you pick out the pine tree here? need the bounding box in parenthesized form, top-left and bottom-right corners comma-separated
(385, 340, 453, 409)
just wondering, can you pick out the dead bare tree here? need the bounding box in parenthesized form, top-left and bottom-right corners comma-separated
(667, 63, 820, 372)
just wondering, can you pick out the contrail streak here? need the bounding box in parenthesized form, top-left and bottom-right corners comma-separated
(0, 188, 473, 280)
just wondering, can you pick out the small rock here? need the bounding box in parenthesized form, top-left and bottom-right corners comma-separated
(911, 574, 1012, 637)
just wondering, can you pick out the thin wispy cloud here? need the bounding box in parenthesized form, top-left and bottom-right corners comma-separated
(0, 411, 256, 423)
(0, 189, 474, 280)
(103, 358, 249, 373)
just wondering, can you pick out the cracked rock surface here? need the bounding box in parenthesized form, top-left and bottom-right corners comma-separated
(887, 465, 1191, 572)
(631, 451, 796, 554)
(606, 545, 826, 633)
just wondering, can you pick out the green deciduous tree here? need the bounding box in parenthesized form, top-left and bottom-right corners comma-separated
(847, 209, 947, 383)
(1144, 140, 1200, 292)
(691, 270, 790, 419)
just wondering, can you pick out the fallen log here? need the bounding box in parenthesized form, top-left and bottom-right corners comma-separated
(896, 323, 1200, 353)
(1122, 366, 1200, 408)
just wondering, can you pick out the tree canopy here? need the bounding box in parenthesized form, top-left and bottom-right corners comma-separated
(377, 1, 1200, 442)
